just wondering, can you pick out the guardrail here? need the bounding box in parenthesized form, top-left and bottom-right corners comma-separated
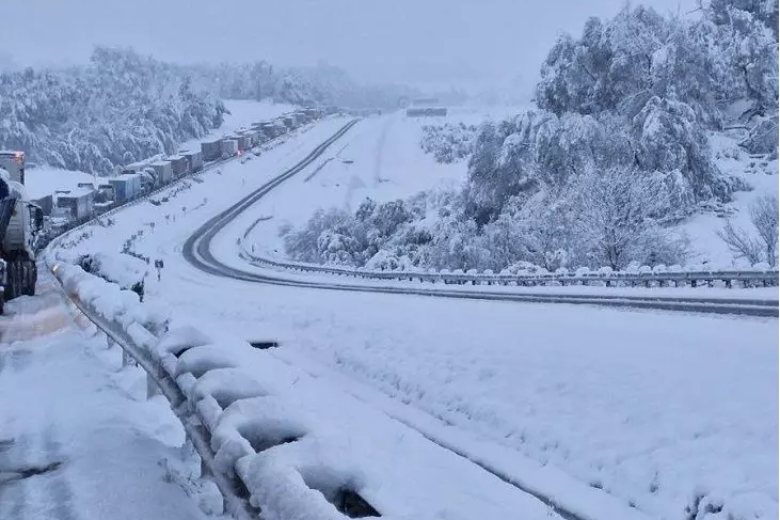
(239, 247, 780, 290)
(51, 263, 259, 519)
(50, 262, 386, 520)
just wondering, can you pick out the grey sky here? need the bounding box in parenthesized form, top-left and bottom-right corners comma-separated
(3, 0, 693, 93)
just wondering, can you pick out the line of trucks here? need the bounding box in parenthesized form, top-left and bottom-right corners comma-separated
(113, 107, 326, 204)
(0, 106, 329, 314)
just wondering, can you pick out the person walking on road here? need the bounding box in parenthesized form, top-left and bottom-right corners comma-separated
(154, 259, 164, 281)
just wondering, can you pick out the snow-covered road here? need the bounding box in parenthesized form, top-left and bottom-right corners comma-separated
(0, 273, 225, 520)
(55, 113, 779, 520)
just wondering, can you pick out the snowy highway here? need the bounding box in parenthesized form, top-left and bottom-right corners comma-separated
(30, 113, 779, 520)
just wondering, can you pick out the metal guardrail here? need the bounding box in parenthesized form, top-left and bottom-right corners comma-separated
(240, 248, 780, 290)
(50, 269, 259, 520)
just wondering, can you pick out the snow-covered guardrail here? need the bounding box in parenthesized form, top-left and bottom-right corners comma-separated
(239, 247, 780, 289)
(49, 262, 387, 520)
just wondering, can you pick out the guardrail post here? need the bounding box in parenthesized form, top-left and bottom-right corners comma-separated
(107, 335, 115, 349)
(122, 349, 134, 368)
(147, 374, 160, 399)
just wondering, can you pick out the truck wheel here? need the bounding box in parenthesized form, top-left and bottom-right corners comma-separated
(5, 260, 32, 300)
(5, 261, 19, 300)
(23, 261, 36, 296)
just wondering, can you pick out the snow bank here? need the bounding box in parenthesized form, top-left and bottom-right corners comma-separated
(56, 263, 168, 332)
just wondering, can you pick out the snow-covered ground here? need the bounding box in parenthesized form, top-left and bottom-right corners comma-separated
(22, 100, 296, 201)
(0, 274, 225, 520)
(57, 114, 779, 520)
(681, 132, 779, 266)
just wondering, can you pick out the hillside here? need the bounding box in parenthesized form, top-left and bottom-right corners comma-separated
(280, 2, 779, 272)
(0, 48, 418, 176)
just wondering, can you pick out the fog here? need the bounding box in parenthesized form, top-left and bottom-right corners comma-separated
(4, 0, 692, 93)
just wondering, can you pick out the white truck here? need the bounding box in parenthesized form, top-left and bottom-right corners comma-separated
(0, 151, 45, 314)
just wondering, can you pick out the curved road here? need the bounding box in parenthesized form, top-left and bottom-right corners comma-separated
(183, 121, 779, 318)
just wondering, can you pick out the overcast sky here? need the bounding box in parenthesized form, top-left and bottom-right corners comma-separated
(2, 0, 693, 93)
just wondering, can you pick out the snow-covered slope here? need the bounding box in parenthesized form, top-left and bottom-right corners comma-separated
(680, 132, 779, 266)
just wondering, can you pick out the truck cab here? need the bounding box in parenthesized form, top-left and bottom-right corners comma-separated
(0, 152, 43, 312)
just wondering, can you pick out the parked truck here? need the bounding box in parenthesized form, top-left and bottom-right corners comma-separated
(0, 151, 44, 314)
(182, 150, 204, 173)
(165, 155, 189, 178)
(109, 174, 143, 203)
(201, 139, 223, 162)
(149, 161, 174, 184)
(221, 139, 239, 158)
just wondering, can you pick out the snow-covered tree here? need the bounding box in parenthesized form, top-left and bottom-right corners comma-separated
(749, 194, 779, 266)
(420, 122, 478, 163)
(567, 167, 686, 269)
(0, 47, 227, 174)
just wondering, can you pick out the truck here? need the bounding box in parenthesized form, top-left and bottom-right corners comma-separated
(109, 174, 143, 203)
(201, 139, 223, 162)
(226, 134, 251, 152)
(56, 189, 94, 221)
(182, 150, 203, 173)
(150, 161, 174, 184)
(405, 107, 448, 117)
(0, 151, 44, 314)
(221, 139, 239, 158)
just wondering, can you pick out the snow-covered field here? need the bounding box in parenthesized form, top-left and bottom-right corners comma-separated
(0, 274, 224, 520)
(55, 113, 779, 520)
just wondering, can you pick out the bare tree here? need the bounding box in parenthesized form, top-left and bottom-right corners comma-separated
(717, 220, 764, 265)
(718, 195, 779, 267)
(749, 194, 779, 266)
(569, 168, 682, 269)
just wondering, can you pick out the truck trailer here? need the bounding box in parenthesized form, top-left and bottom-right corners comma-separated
(149, 161, 174, 184)
(201, 139, 223, 162)
(56, 189, 94, 221)
(0, 152, 44, 313)
(183, 150, 204, 173)
(165, 156, 189, 178)
(221, 139, 239, 158)
(109, 174, 143, 202)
